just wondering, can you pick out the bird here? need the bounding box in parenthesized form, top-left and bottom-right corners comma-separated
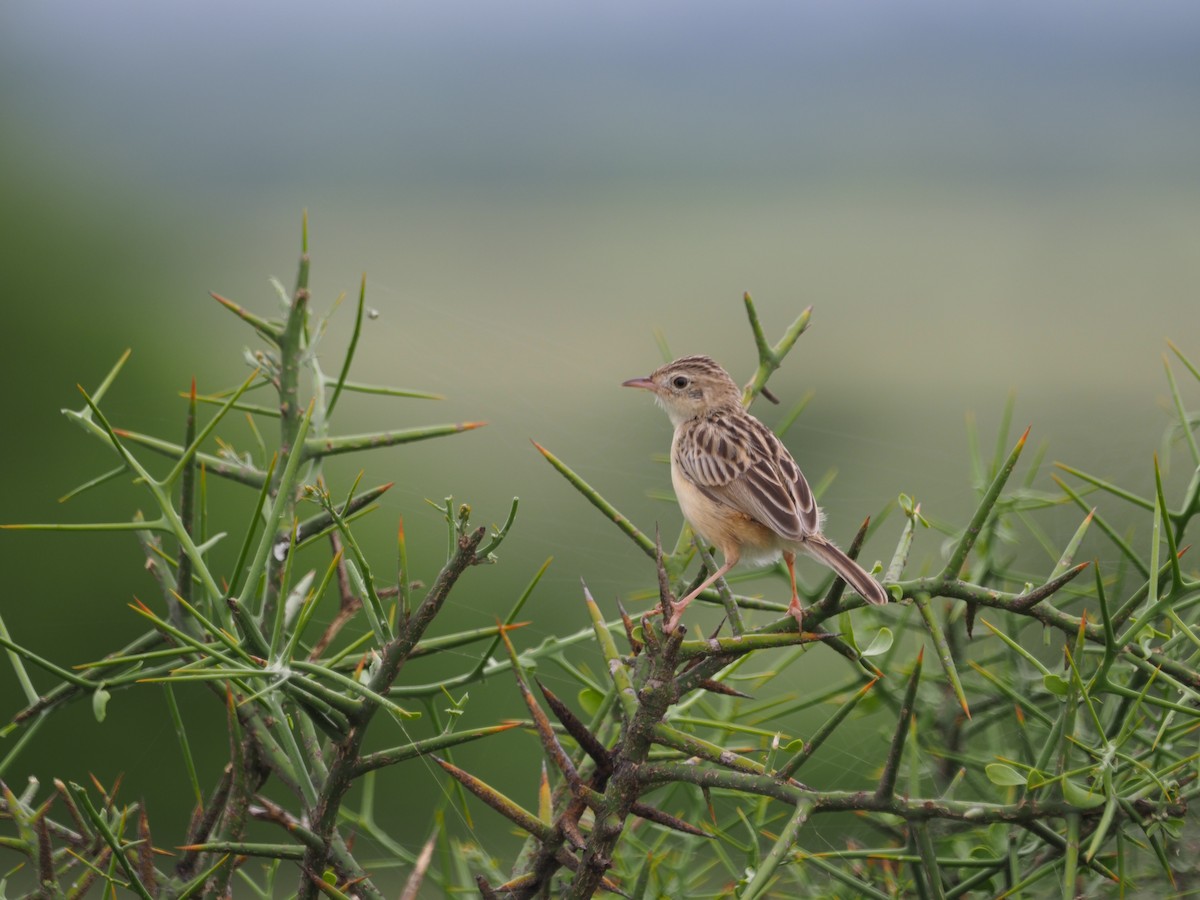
(623, 355, 888, 631)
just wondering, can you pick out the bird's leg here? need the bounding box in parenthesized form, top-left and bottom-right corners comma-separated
(666, 558, 735, 632)
(784, 551, 804, 631)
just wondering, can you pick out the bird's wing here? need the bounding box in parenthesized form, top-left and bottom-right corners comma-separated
(675, 413, 819, 540)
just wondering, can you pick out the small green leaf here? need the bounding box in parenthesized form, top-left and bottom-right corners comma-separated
(1025, 768, 1051, 790)
(986, 763, 1026, 786)
(578, 688, 605, 717)
(837, 610, 858, 653)
(1062, 776, 1106, 810)
(92, 686, 111, 723)
(1043, 673, 1070, 697)
(861, 627, 894, 658)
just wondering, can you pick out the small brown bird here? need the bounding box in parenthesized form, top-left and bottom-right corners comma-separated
(624, 355, 888, 631)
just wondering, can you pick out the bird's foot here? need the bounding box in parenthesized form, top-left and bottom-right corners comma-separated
(665, 599, 691, 633)
(787, 596, 804, 632)
(644, 598, 692, 632)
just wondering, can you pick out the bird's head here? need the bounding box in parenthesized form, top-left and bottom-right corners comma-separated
(622, 355, 743, 426)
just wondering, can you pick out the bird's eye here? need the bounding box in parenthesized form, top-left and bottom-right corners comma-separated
(671, 375, 689, 390)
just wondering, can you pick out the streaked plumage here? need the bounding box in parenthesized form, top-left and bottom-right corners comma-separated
(624, 355, 888, 630)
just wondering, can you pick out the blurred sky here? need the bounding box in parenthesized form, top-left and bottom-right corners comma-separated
(4, 0, 1197, 577)
(2, 0, 1200, 873)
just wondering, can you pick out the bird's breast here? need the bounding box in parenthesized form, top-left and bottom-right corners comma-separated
(670, 446, 778, 560)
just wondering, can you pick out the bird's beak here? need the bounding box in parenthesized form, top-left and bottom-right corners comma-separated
(621, 377, 655, 391)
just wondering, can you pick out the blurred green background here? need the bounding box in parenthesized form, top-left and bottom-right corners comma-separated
(2, 0, 1199, 888)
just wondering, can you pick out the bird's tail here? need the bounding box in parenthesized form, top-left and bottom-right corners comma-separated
(802, 536, 889, 606)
